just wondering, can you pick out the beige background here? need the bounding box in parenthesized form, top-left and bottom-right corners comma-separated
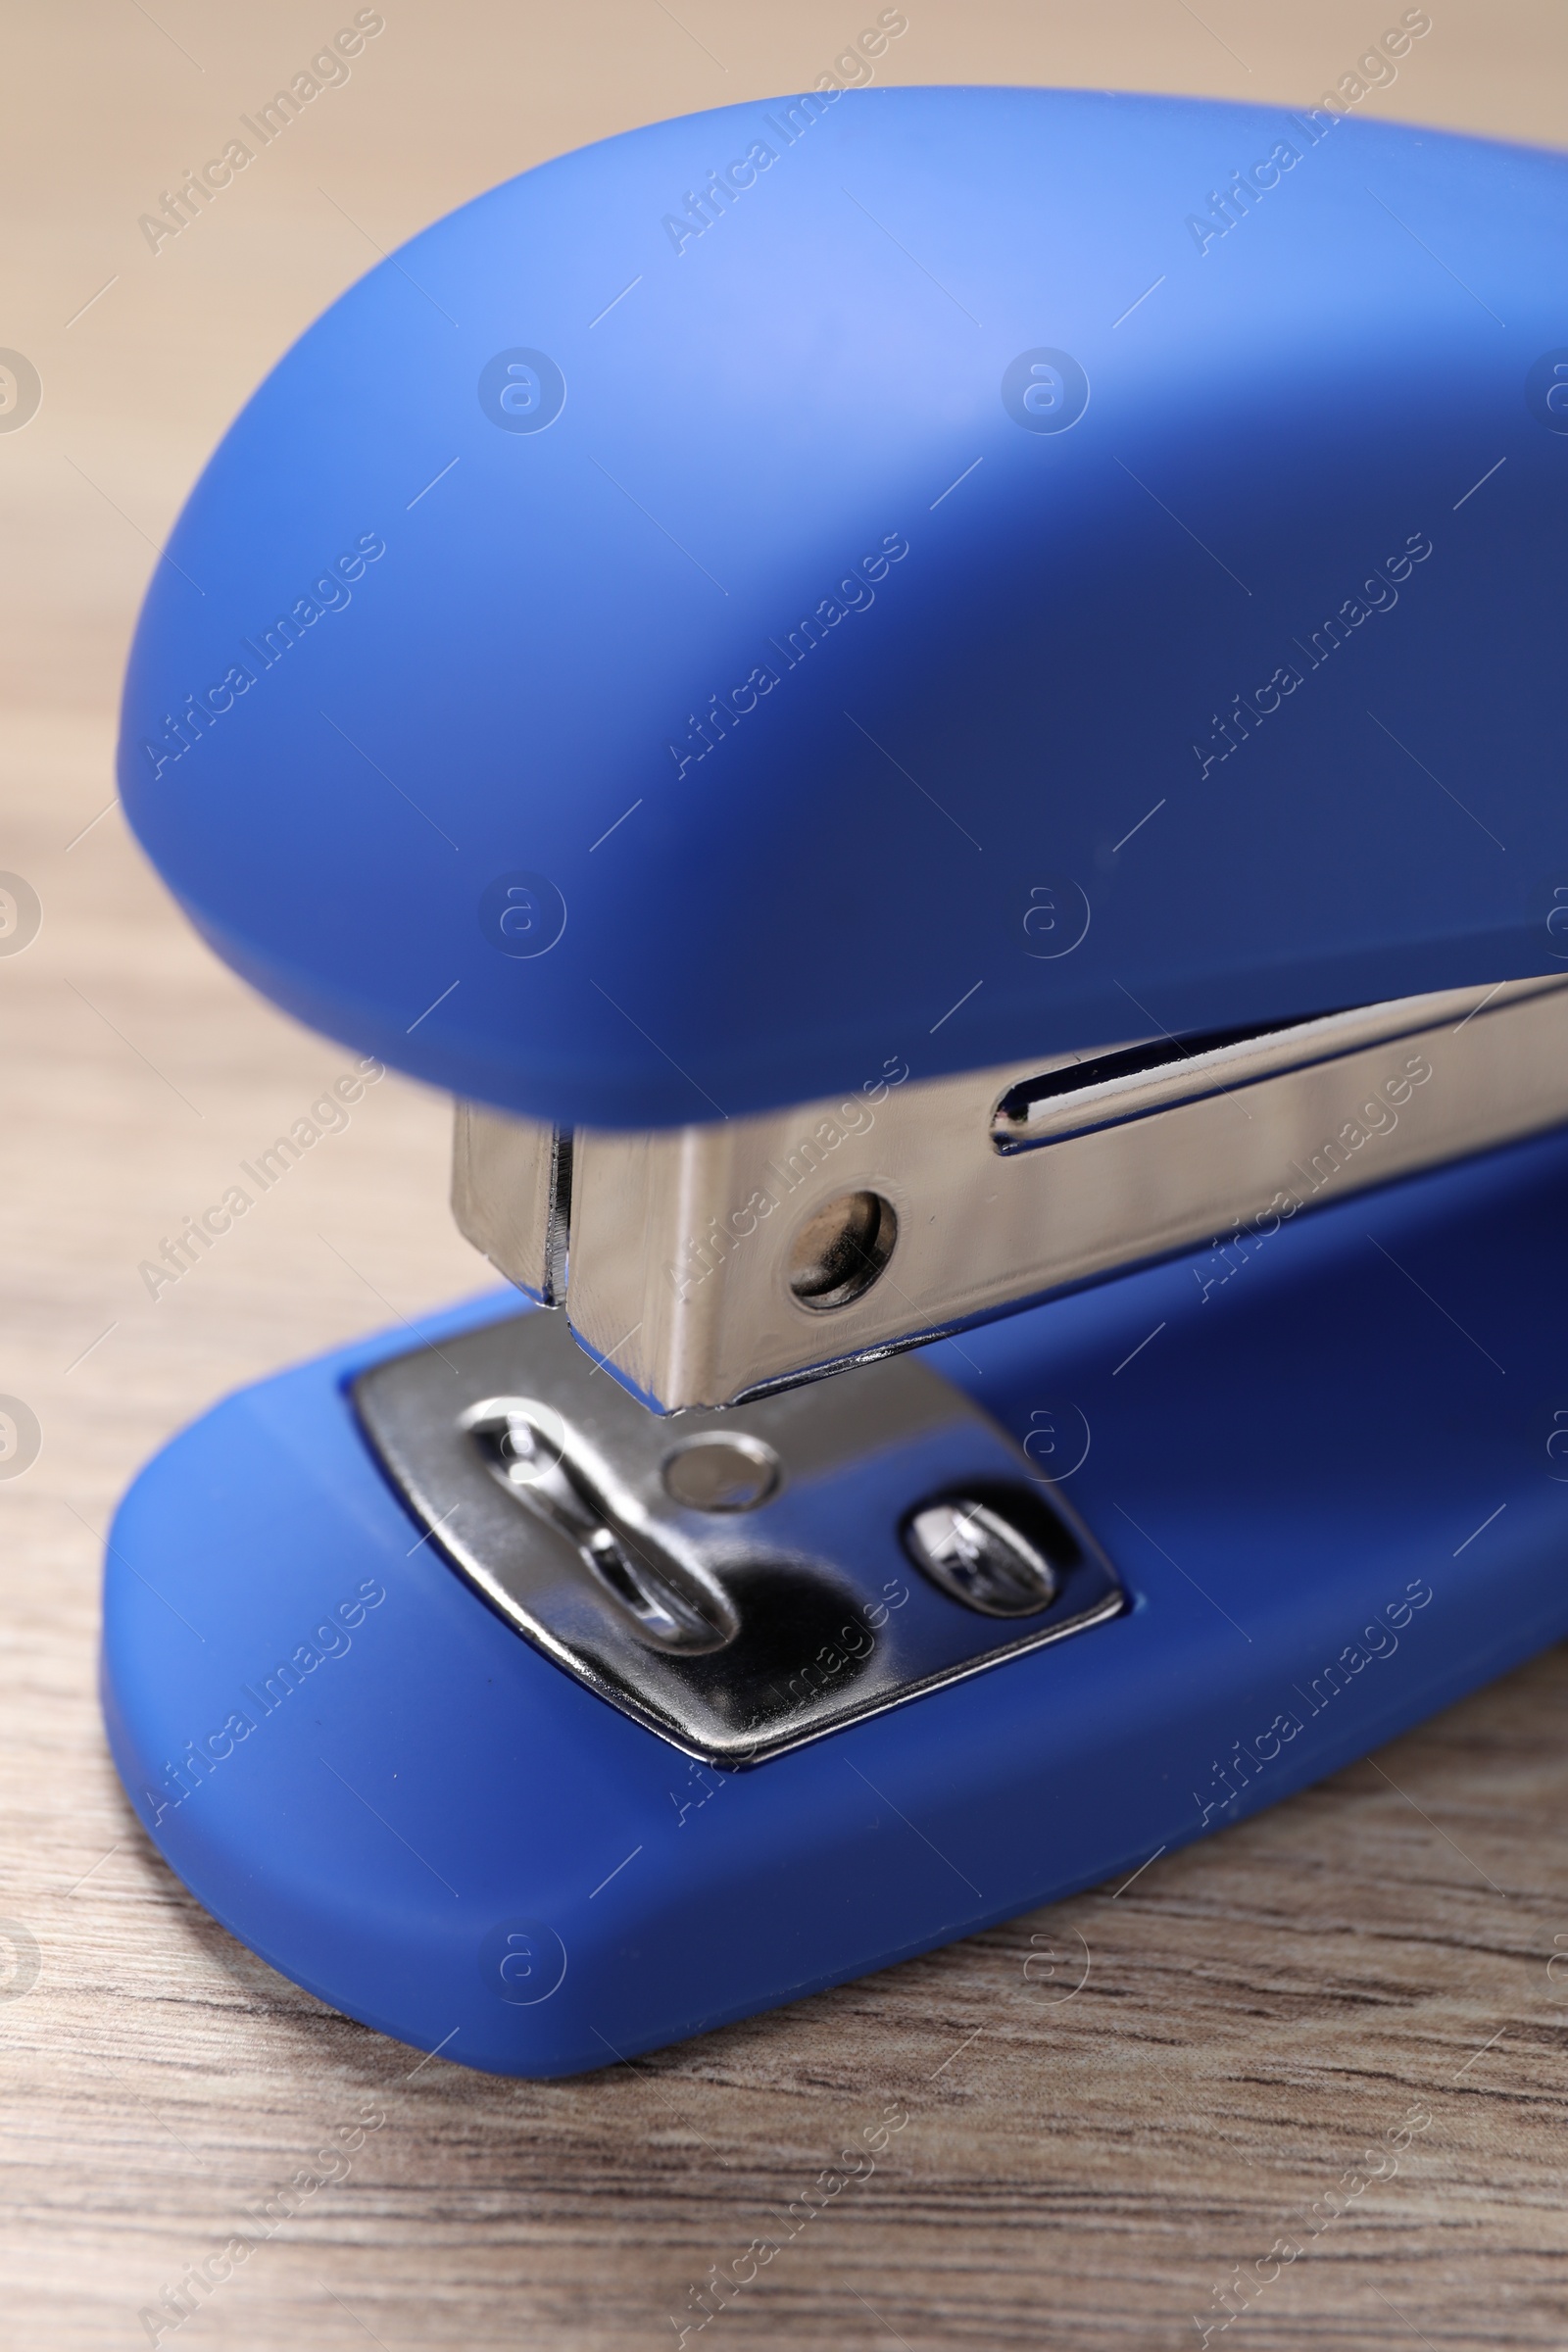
(4, 4, 1568, 2345)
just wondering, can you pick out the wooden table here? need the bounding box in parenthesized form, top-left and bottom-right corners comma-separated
(3, 5, 1565, 2343)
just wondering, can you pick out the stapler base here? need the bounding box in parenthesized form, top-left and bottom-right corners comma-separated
(101, 1125, 1568, 2075)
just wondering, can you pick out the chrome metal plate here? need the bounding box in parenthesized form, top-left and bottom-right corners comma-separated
(454, 975, 1568, 1409)
(353, 1309, 1124, 1763)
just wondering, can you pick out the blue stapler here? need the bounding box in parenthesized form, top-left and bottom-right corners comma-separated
(105, 86, 1568, 2074)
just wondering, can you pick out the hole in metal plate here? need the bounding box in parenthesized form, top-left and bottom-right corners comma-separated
(787, 1190, 898, 1309)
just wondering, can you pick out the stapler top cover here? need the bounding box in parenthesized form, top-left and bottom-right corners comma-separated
(117, 86, 1568, 1130)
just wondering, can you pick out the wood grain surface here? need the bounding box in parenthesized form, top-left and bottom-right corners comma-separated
(3, 5, 1566, 2345)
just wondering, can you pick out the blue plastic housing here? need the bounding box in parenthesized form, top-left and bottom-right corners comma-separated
(117, 89, 1568, 1130)
(103, 1125, 1568, 2074)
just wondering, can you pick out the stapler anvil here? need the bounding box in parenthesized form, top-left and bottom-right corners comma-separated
(104, 87, 1568, 2074)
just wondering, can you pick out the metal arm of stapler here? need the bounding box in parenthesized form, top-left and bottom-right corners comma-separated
(455, 976, 1568, 1411)
(102, 85, 1568, 2075)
